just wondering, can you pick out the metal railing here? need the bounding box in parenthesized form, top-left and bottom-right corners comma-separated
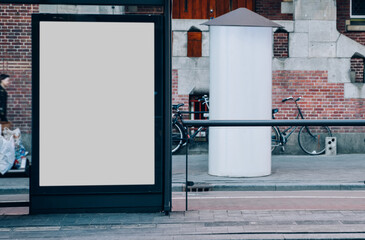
(181, 119, 365, 211)
(183, 119, 365, 127)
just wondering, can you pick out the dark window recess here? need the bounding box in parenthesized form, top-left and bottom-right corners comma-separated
(350, 56, 365, 83)
(189, 95, 209, 120)
(189, 95, 209, 139)
(273, 28, 289, 58)
(352, 0, 365, 16)
(187, 26, 202, 58)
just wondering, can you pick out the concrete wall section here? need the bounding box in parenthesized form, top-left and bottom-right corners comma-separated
(309, 42, 336, 58)
(172, 19, 210, 98)
(39, 5, 125, 14)
(344, 83, 365, 99)
(172, 32, 187, 57)
(294, 0, 336, 21)
(289, 33, 309, 57)
(308, 21, 339, 42)
(337, 34, 365, 58)
(273, 58, 351, 84)
(274, 20, 294, 32)
(278, 0, 365, 99)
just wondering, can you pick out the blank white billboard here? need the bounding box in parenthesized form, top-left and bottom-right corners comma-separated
(39, 21, 155, 186)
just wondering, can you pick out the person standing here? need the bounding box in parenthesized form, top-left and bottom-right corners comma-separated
(0, 74, 10, 122)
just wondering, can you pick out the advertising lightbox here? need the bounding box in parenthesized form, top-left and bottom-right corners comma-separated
(31, 14, 169, 213)
(39, 21, 155, 187)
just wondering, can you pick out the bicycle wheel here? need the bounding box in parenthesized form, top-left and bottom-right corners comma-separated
(172, 122, 185, 154)
(298, 126, 332, 155)
(271, 127, 280, 152)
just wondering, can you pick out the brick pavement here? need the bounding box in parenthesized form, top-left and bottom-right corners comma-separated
(2, 154, 365, 195)
(1, 154, 365, 239)
(173, 154, 365, 191)
(1, 209, 365, 239)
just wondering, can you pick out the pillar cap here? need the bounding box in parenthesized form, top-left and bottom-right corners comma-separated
(202, 8, 282, 28)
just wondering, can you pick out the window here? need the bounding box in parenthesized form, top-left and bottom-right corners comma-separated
(351, 0, 365, 18)
(189, 95, 209, 139)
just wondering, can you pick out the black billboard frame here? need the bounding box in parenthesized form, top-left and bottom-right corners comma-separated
(28, 1, 171, 214)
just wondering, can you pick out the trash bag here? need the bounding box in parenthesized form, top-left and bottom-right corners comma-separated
(13, 140, 28, 169)
(0, 135, 15, 175)
(2, 128, 28, 170)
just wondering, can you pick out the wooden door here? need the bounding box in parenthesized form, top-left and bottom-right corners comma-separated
(172, 0, 255, 19)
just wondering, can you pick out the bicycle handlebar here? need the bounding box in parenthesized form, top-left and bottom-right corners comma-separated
(172, 103, 184, 110)
(282, 96, 302, 102)
(282, 97, 293, 102)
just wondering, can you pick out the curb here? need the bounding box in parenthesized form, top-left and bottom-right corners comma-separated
(172, 183, 365, 192)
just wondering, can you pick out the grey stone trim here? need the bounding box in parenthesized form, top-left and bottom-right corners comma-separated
(172, 19, 209, 32)
(39, 5, 125, 14)
(308, 20, 339, 42)
(289, 33, 309, 57)
(294, 20, 309, 33)
(281, 1, 294, 14)
(175, 69, 210, 95)
(294, 0, 336, 21)
(172, 57, 209, 70)
(202, 32, 210, 57)
(344, 83, 365, 98)
(273, 20, 294, 32)
(273, 58, 351, 83)
(309, 42, 336, 58)
(337, 34, 365, 58)
(172, 32, 187, 57)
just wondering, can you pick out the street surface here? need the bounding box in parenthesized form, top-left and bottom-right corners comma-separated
(172, 191, 365, 211)
(1, 154, 365, 239)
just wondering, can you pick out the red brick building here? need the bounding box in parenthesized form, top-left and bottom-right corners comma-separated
(171, 0, 365, 153)
(1, 0, 365, 153)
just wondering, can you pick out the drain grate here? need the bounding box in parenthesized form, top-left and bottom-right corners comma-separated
(183, 184, 212, 192)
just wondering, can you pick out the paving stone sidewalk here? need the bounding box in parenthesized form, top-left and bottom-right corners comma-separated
(1, 209, 365, 239)
(173, 154, 365, 191)
(1, 154, 365, 194)
(2, 154, 365, 239)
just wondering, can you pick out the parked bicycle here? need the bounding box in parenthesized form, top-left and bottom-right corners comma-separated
(271, 96, 332, 155)
(172, 95, 209, 153)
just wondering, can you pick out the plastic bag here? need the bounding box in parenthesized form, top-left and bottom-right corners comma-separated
(13, 140, 28, 169)
(3, 128, 20, 144)
(2, 128, 28, 170)
(0, 135, 15, 175)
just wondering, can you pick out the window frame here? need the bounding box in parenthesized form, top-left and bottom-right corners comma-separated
(351, 0, 365, 19)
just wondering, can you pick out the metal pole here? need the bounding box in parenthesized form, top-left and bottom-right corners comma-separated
(163, 0, 172, 215)
(185, 127, 189, 211)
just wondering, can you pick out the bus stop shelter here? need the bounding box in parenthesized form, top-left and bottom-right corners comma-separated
(1, 0, 172, 214)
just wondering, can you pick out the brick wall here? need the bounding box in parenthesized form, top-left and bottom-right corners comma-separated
(273, 70, 365, 132)
(0, 4, 38, 134)
(255, 0, 293, 20)
(337, 0, 365, 45)
(172, 69, 189, 114)
(351, 57, 364, 83)
(274, 31, 289, 58)
(337, 0, 365, 83)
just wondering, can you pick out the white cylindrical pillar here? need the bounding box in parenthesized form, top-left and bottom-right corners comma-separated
(208, 25, 273, 177)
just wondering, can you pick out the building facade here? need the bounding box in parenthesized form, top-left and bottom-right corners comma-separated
(172, 0, 365, 154)
(1, 0, 365, 153)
